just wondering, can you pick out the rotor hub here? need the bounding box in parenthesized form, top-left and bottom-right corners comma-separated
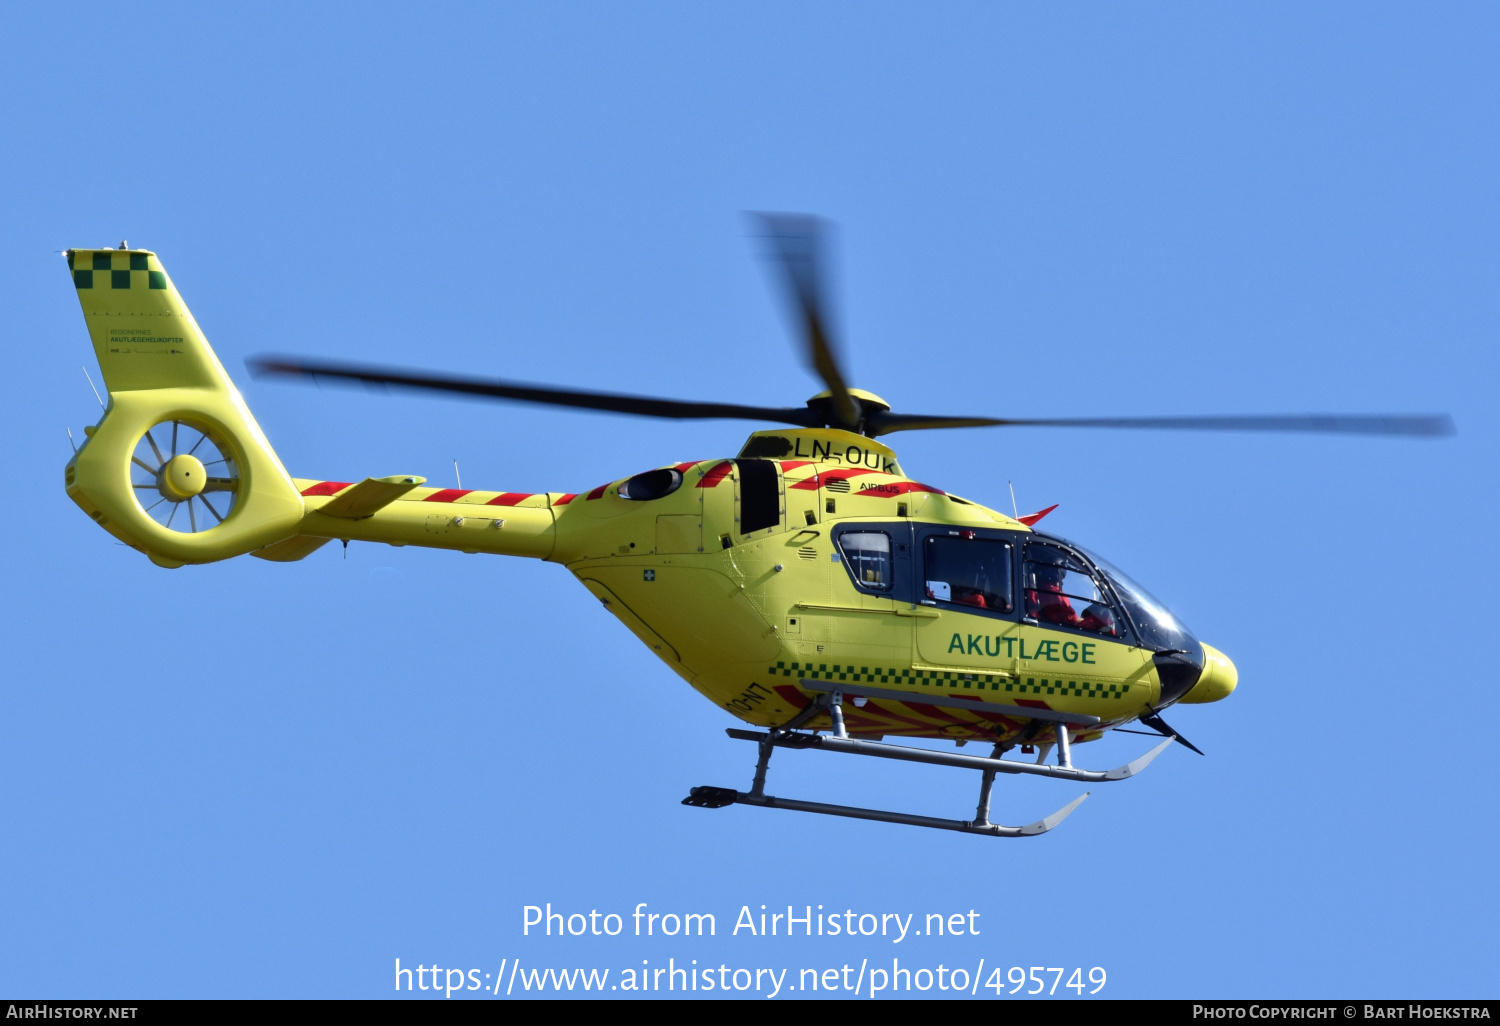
(804, 388, 891, 433)
(158, 453, 207, 501)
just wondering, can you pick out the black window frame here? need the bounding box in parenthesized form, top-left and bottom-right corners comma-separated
(831, 522, 914, 600)
(1021, 535, 1135, 645)
(914, 525, 1023, 624)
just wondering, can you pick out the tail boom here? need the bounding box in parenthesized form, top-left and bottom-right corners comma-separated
(284, 480, 561, 559)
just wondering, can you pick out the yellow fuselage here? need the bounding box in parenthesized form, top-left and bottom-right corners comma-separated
(61, 248, 1236, 750)
(278, 428, 1234, 747)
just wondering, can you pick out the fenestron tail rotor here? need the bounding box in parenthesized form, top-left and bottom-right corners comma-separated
(129, 420, 240, 533)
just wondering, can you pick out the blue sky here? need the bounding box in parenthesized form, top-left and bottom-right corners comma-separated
(1, 2, 1495, 999)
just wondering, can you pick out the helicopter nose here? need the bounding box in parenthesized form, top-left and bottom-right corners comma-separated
(1178, 644, 1238, 704)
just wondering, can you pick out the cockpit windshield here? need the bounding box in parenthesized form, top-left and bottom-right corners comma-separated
(1081, 549, 1198, 654)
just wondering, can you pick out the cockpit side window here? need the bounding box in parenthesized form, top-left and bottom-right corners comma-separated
(838, 531, 893, 592)
(1082, 548, 1197, 654)
(1023, 542, 1121, 638)
(923, 535, 1013, 612)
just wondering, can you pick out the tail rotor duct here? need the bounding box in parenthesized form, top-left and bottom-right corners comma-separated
(129, 420, 240, 533)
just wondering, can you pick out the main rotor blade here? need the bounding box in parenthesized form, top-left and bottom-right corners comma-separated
(248, 355, 820, 427)
(751, 213, 860, 429)
(866, 411, 1455, 438)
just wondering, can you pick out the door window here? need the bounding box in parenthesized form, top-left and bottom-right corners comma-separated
(1023, 542, 1121, 637)
(923, 535, 1013, 612)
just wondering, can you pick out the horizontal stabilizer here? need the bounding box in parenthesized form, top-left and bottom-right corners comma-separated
(316, 476, 425, 519)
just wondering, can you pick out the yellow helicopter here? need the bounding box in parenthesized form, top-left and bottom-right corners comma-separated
(61, 219, 1453, 838)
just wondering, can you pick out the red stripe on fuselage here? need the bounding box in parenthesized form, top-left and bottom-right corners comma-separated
(585, 484, 608, 500)
(696, 461, 733, 488)
(855, 480, 944, 498)
(774, 685, 811, 708)
(769, 684, 1015, 737)
(424, 489, 472, 503)
(486, 492, 534, 506)
(787, 468, 882, 491)
(552, 494, 577, 505)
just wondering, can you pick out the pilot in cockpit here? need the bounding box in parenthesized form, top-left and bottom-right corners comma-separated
(1026, 563, 1078, 626)
(1027, 562, 1119, 636)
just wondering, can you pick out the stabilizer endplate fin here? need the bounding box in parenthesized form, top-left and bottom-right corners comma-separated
(317, 476, 425, 519)
(251, 536, 332, 562)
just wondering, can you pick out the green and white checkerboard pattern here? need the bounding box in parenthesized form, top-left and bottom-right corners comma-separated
(768, 660, 1132, 700)
(1004, 678, 1132, 700)
(68, 250, 167, 291)
(770, 660, 1006, 690)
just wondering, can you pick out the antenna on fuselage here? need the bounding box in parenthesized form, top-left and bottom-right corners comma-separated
(82, 366, 104, 410)
(1008, 481, 1018, 519)
(454, 459, 462, 490)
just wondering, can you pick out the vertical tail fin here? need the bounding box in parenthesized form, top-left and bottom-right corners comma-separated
(64, 247, 304, 567)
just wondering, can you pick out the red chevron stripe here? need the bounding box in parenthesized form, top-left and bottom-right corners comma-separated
(552, 493, 577, 505)
(696, 461, 733, 488)
(858, 480, 944, 498)
(774, 684, 811, 708)
(787, 468, 882, 491)
(300, 481, 352, 497)
(585, 484, 609, 500)
(844, 698, 961, 733)
(769, 684, 1029, 738)
(424, 489, 472, 503)
(486, 492, 534, 507)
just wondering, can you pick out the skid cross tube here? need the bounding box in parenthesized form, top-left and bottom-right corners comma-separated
(972, 742, 1004, 829)
(682, 698, 1176, 835)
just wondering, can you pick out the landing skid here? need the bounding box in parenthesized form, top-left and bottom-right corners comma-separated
(683, 784, 1090, 838)
(682, 691, 1177, 837)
